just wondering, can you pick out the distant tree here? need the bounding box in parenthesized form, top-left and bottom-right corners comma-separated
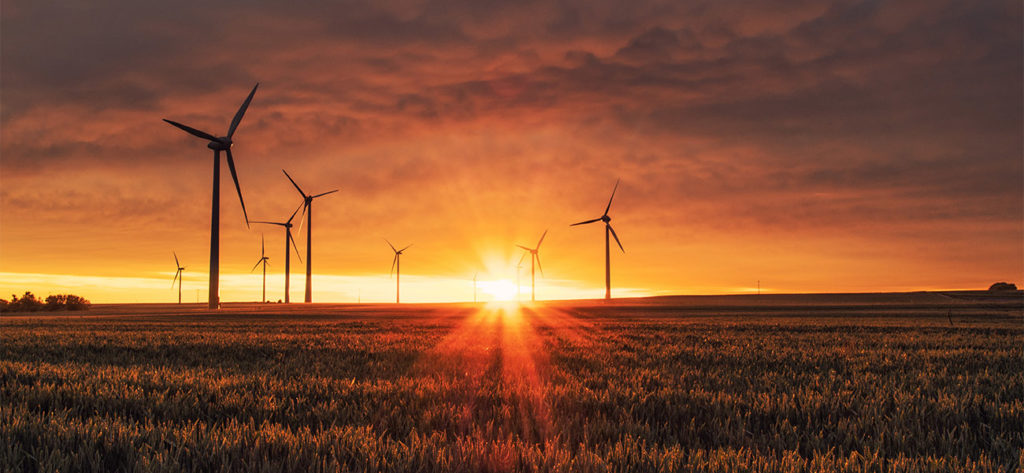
(4, 292, 43, 312)
(988, 282, 1018, 291)
(1, 292, 90, 312)
(45, 294, 67, 310)
(63, 294, 91, 310)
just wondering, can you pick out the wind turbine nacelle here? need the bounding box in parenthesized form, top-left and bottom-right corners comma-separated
(602, 215, 611, 223)
(207, 138, 232, 150)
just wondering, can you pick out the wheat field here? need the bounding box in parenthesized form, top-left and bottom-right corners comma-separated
(2, 297, 1021, 472)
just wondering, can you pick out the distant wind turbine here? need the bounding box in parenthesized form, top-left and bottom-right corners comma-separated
(283, 170, 338, 303)
(251, 234, 270, 303)
(386, 240, 412, 303)
(252, 202, 303, 303)
(171, 252, 185, 304)
(571, 179, 624, 300)
(517, 230, 547, 302)
(164, 83, 257, 309)
(516, 262, 523, 301)
(473, 272, 478, 303)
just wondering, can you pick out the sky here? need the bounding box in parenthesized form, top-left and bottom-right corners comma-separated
(1, 0, 1021, 303)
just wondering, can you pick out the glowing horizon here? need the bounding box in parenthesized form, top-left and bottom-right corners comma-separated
(0, 268, 1013, 305)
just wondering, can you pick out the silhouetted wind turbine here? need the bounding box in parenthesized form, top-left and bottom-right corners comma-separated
(171, 252, 185, 304)
(252, 202, 303, 303)
(517, 230, 547, 302)
(164, 83, 257, 309)
(516, 262, 523, 300)
(571, 179, 624, 300)
(283, 170, 337, 303)
(386, 240, 412, 303)
(251, 234, 270, 303)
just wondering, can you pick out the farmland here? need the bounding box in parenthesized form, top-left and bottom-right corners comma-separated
(2, 293, 1022, 472)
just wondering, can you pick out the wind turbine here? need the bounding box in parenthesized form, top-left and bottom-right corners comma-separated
(251, 234, 270, 303)
(473, 272, 478, 303)
(516, 230, 547, 302)
(571, 179, 624, 300)
(164, 83, 257, 309)
(283, 170, 337, 303)
(171, 252, 185, 304)
(386, 240, 412, 303)
(252, 202, 303, 303)
(516, 262, 523, 301)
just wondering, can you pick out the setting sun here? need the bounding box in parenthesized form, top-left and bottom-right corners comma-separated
(478, 279, 519, 302)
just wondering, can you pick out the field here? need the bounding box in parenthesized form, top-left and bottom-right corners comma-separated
(2, 293, 1022, 472)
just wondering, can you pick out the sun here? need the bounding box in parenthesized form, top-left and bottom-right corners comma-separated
(477, 279, 519, 301)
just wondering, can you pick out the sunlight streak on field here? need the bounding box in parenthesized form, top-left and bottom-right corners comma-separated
(414, 303, 562, 450)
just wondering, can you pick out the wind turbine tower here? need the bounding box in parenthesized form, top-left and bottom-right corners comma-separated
(516, 262, 523, 300)
(516, 230, 547, 302)
(386, 240, 412, 303)
(251, 234, 270, 303)
(283, 170, 337, 303)
(571, 179, 624, 300)
(164, 84, 257, 309)
(171, 252, 185, 304)
(252, 203, 303, 303)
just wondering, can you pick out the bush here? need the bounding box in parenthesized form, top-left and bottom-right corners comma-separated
(988, 282, 1018, 291)
(1, 292, 90, 313)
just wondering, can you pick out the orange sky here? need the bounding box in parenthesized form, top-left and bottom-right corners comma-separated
(1, 0, 1021, 303)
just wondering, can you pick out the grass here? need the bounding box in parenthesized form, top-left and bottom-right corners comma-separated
(2, 299, 1022, 472)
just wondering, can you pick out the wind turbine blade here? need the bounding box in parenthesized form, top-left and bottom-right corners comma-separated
(604, 179, 620, 216)
(313, 189, 339, 198)
(384, 239, 397, 252)
(225, 149, 249, 227)
(390, 254, 397, 277)
(536, 229, 548, 249)
(163, 119, 220, 142)
(173, 252, 180, 267)
(286, 200, 304, 224)
(608, 224, 624, 253)
(251, 259, 262, 273)
(294, 201, 308, 236)
(535, 254, 544, 277)
(516, 244, 532, 251)
(172, 269, 180, 288)
(518, 252, 527, 265)
(282, 169, 306, 197)
(571, 218, 602, 226)
(400, 244, 413, 252)
(289, 232, 303, 263)
(227, 83, 258, 138)
(261, 233, 265, 257)
(251, 221, 286, 227)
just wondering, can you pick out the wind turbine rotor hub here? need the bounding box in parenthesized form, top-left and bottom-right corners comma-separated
(206, 138, 232, 150)
(602, 215, 611, 223)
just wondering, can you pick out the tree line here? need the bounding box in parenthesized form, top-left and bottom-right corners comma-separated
(1, 292, 90, 313)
